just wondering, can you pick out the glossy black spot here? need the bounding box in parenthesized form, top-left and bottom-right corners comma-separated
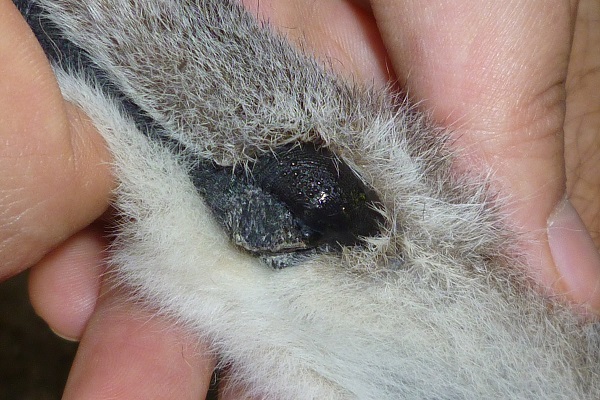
(250, 143, 383, 249)
(190, 143, 383, 265)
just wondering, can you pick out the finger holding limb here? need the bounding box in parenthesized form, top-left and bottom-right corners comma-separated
(565, 0, 600, 245)
(364, 0, 600, 312)
(1, 0, 111, 349)
(558, 0, 600, 313)
(28, 225, 106, 340)
(241, 0, 394, 87)
(1, 2, 217, 397)
(62, 282, 216, 400)
(0, 0, 113, 278)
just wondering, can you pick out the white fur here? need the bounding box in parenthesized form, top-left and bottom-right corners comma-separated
(26, 0, 600, 398)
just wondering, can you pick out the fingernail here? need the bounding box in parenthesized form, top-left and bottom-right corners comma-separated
(50, 327, 79, 343)
(547, 197, 600, 313)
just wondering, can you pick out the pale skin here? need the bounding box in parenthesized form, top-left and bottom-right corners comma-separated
(1, 0, 599, 398)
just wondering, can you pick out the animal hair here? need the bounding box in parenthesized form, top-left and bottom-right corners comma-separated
(16, 0, 600, 398)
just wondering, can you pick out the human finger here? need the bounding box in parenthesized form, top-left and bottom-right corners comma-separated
(28, 224, 106, 340)
(365, 0, 600, 312)
(0, 0, 113, 279)
(564, 0, 600, 246)
(241, 0, 394, 87)
(62, 283, 215, 400)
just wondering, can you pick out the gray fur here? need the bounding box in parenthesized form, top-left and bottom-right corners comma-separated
(19, 0, 600, 398)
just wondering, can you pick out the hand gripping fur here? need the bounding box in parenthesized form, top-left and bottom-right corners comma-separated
(16, 0, 600, 398)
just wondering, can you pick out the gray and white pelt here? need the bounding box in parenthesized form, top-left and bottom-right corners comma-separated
(17, 0, 600, 398)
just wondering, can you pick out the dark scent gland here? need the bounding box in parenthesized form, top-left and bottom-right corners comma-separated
(251, 143, 383, 248)
(190, 142, 384, 264)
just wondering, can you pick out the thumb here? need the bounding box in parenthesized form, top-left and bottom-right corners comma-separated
(368, 0, 600, 312)
(0, 0, 113, 279)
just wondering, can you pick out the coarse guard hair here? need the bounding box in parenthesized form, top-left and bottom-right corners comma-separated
(16, 0, 600, 398)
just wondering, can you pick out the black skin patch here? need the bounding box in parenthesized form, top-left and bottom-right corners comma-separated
(191, 144, 384, 262)
(17, 0, 384, 267)
(250, 144, 383, 249)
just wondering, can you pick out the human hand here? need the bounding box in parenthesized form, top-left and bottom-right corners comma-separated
(1, 1, 214, 398)
(352, 0, 600, 312)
